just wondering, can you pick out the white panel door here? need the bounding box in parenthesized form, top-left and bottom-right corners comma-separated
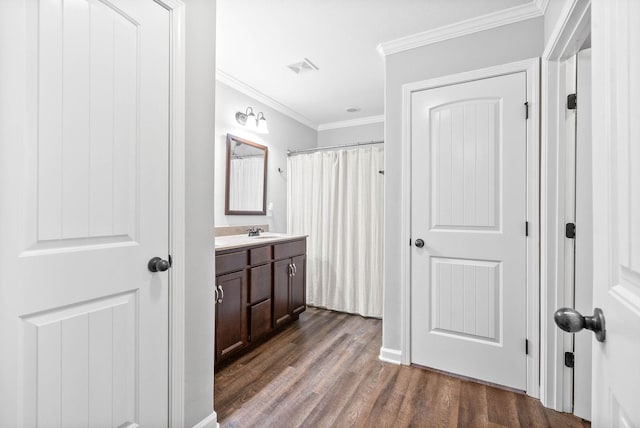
(0, 0, 171, 426)
(411, 72, 528, 390)
(591, 0, 640, 426)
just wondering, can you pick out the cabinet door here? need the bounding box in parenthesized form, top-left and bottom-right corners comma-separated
(273, 259, 292, 328)
(215, 270, 248, 362)
(291, 255, 306, 316)
(249, 263, 271, 304)
(250, 298, 272, 341)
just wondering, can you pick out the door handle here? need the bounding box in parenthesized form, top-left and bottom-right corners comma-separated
(554, 307, 606, 342)
(148, 256, 171, 272)
(414, 239, 425, 248)
(216, 284, 224, 303)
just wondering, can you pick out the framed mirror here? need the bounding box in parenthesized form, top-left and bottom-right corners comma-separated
(225, 134, 268, 215)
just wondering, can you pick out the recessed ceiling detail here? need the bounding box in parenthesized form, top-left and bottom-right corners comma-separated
(286, 58, 319, 75)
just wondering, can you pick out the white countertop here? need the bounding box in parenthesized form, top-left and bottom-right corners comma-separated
(215, 232, 307, 251)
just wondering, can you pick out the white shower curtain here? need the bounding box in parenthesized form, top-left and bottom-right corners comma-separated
(287, 146, 384, 318)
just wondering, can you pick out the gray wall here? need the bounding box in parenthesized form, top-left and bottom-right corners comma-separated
(382, 17, 544, 354)
(185, 0, 216, 426)
(317, 122, 384, 147)
(214, 81, 317, 233)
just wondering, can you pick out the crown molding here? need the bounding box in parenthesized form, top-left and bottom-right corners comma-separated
(216, 69, 317, 130)
(536, 0, 550, 15)
(377, 1, 545, 57)
(317, 115, 384, 131)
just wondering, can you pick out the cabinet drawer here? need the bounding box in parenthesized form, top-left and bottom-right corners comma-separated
(215, 251, 247, 275)
(250, 245, 272, 265)
(250, 299, 272, 341)
(249, 263, 271, 304)
(273, 239, 306, 260)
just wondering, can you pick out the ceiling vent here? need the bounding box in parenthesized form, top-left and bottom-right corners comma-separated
(287, 58, 319, 74)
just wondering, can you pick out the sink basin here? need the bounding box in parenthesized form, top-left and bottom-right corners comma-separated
(251, 233, 286, 239)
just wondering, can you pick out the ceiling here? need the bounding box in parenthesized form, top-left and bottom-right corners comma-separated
(216, 0, 535, 129)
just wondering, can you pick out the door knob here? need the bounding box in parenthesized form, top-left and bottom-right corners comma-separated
(148, 257, 171, 272)
(415, 239, 425, 248)
(554, 307, 606, 342)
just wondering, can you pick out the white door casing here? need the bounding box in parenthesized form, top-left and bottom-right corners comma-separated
(591, 0, 640, 426)
(539, 0, 591, 411)
(410, 71, 528, 390)
(0, 0, 179, 426)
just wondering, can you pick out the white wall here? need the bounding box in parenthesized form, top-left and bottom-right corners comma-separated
(184, 1, 216, 426)
(214, 81, 317, 233)
(317, 121, 384, 147)
(382, 17, 544, 356)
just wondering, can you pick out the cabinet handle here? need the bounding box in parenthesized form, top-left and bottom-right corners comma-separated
(214, 287, 219, 302)
(217, 284, 224, 303)
(288, 264, 292, 277)
(292, 263, 297, 276)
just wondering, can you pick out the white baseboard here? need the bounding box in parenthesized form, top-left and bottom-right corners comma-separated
(192, 411, 218, 428)
(378, 347, 402, 365)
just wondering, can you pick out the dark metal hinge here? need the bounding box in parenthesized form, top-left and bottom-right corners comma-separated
(567, 93, 577, 110)
(524, 101, 529, 119)
(525, 221, 529, 237)
(525, 339, 529, 355)
(566, 223, 576, 239)
(564, 351, 575, 368)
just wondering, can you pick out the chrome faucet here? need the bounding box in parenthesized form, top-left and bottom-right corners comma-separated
(247, 227, 264, 237)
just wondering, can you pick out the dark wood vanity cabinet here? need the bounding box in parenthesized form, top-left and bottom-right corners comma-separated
(215, 237, 306, 365)
(273, 254, 306, 328)
(215, 269, 248, 363)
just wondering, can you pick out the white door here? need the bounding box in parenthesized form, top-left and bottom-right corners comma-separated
(591, 0, 640, 426)
(0, 0, 171, 426)
(411, 72, 528, 390)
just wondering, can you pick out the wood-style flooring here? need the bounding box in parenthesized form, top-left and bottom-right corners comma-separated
(215, 307, 590, 428)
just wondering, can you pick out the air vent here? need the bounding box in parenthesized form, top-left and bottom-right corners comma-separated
(287, 58, 319, 74)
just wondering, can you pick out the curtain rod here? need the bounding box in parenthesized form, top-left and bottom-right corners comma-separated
(287, 140, 384, 156)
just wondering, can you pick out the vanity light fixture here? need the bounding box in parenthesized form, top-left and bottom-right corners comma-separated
(235, 107, 269, 134)
(256, 112, 269, 134)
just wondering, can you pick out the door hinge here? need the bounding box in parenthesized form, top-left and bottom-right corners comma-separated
(524, 101, 529, 119)
(564, 351, 575, 368)
(525, 339, 529, 355)
(566, 223, 576, 239)
(525, 221, 529, 237)
(567, 93, 577, 110)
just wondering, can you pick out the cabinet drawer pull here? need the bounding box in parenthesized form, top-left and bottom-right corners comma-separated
(217, 284, 224, 303)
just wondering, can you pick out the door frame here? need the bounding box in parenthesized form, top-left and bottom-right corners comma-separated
(399, 57, 540, 397)
(159, 0, 188, 426)
(539, 0, 591, 412)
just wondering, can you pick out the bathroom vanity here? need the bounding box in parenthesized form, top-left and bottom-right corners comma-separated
(214, 233, 307, 365)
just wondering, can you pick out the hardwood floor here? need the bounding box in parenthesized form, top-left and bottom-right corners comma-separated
(215, 307, 590, 428)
